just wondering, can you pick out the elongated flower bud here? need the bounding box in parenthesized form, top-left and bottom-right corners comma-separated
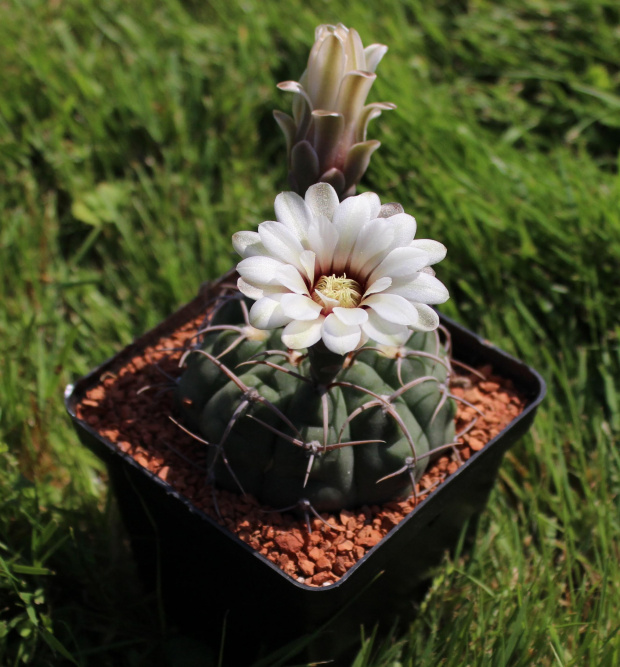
(275, 24, 395, 200)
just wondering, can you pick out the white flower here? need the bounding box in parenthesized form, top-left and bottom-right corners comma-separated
(233, 183, 449, 356)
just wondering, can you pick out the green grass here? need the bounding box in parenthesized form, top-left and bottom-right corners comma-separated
(1, 0, 619, 664)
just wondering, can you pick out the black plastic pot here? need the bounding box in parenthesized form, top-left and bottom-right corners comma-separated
(65, 276, 546, 665)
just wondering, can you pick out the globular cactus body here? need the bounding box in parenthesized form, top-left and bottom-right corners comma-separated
(176, 295, 456, 512)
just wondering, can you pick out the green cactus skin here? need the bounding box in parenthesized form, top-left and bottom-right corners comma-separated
(176, 293, 456, 512)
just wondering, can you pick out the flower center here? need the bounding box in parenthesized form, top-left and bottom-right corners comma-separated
(312, 274, 362, 308)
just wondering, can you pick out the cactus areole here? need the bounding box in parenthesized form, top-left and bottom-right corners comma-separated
(176, 184, 457, 512)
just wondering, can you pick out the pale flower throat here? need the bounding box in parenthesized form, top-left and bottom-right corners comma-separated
(312, 274, 363, 309)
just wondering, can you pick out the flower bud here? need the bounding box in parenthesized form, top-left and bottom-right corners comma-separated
(275, 24, 395, 199)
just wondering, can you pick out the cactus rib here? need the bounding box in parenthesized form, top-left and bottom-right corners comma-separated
(174, 297, 459, 511)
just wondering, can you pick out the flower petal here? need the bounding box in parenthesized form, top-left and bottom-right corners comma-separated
(344, 27, 365, 71)
(299, 249, 316, 285)
(332, 306, 368, 326)
(237, 277, 281, 300)
(250, 295, 292, 329)
(331, 192, 372, 270)
(304, 183, 339, 221)
(334, 71, 376, 122)
(322, 313, 362, 354)
(258, 221, 305, 268)
(282, 317, 324, 350)
(412, 304, 440, 331)
(378, 202, 404, 218)
(274, 191, 314, 242)
(275, 264, 310, 294)
(384, 212, 417, 248)
(307, 33, 345, 109)
(237, 256, 286, 287)
(348, 217, 395, 276)
(307, 213, 339, 275)
(361, 310, 410, 346)
(363, 275, 392, 296)
(361, 293, 420, 326)
(363, 43, 388, 73)
(389, 272, 449, 305)
(409, 239, 447, 265)
(357, 191, 381, 219)
(273, 110, 296, 155)
(318, 167, 346, 195)
(280, 294, 322, 320)
(368, 246, 430, 284)
(342, 140, 380, 194)
(232, 231, 265, 258)
(290, 141, 320, 194)
(313, 289, 339, 311)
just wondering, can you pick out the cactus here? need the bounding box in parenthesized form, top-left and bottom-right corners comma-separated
(174, 25, 460, 516)
(176, 287, 457, 513)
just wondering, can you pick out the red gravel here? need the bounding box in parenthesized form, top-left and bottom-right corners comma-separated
(76, 311, 526, 587)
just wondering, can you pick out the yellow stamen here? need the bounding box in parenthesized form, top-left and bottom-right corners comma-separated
(312, 274, 363, 309)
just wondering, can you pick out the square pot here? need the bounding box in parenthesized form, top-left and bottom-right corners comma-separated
(64, 273, 546, 664)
